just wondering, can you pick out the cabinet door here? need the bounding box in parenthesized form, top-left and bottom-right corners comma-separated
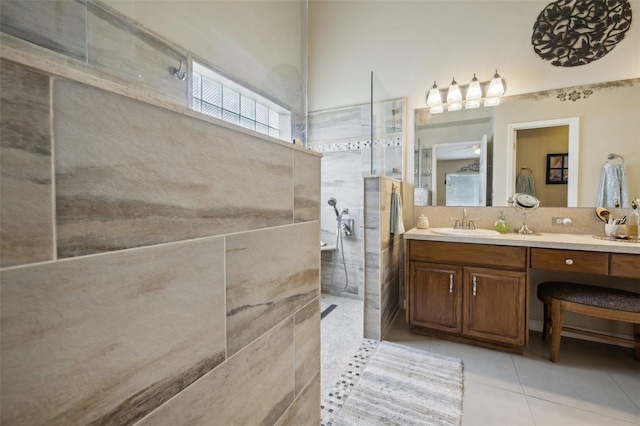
(409, 262, 462, 333)
(463, 267, 526, 346)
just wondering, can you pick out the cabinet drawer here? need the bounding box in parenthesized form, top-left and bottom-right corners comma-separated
(409, 241, 526, 270)
(530, 248, 609, 275)
(610, 253, 640, 278)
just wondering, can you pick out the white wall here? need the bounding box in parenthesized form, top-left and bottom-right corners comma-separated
(103, 0, 307, 115)
(308, 1, 639, 110)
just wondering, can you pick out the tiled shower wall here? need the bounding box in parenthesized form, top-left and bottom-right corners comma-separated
(0, 0, 188, 107)
(309, 100, 404, 298)
(0, 59, 321, 425)
(363, 177, 402, 339)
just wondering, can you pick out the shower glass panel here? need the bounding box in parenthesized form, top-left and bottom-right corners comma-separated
(369, 72, 403, 178)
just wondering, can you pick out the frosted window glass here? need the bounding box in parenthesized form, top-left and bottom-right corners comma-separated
(256, 104, 269, 125)
(269, 109, 279, 129)
(192, 73, 201, 99)
(202, 103, 222, 119)
(256, 123, 269, 135)
(241, 96, 255, 119)
(223, 110, 240, 125)
(445, 174, 481, 206)
(241, 117, 255, 130)
(202, 77, 221, 106)
(223, 87, 240, 113)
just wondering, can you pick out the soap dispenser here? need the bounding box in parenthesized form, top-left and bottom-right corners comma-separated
(494, 211, 510, 234)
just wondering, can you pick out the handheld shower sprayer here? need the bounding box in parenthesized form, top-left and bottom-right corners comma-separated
(328, 198, 340, 218)
(328, 198, 348, 219)
(327, 197, 350, 292)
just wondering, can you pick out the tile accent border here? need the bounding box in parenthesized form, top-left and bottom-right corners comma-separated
(309, 137, 402, 153)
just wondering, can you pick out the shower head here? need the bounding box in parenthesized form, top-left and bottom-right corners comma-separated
(328, 198, 340, 218)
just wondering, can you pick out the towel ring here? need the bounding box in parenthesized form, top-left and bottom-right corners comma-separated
(607, 153, 624, 164)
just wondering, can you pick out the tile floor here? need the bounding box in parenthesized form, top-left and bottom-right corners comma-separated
(321, 294, 640, 426)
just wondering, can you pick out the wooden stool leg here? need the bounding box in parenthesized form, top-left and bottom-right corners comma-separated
(634, 323, 640, 360)
(542, 301, 550, 341)
(550, 299, 563, 362)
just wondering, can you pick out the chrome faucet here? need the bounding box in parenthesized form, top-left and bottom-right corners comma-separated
(453, 208, 476, 230)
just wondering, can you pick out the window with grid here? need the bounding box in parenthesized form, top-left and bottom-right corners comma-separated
(192, 63, 288, 140)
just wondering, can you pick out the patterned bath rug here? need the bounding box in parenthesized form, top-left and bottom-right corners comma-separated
(332, 341, 464, 426)
(321, 339, 379, 426)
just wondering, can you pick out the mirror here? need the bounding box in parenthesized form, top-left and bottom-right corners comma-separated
(414, 78, 640, 207)
(415, 108, 494, 206)
(431, 136, 487, 206)
(509, 193, 540, 234)
(507, 117, 579, 207)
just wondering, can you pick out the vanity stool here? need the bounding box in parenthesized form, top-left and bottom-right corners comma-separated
(537, 282, 640, 362)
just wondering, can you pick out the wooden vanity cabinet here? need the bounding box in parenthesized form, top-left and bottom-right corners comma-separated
(407, 240, 528, 352)
(462, 267, 526, 346)
(409, 262, 462, 333)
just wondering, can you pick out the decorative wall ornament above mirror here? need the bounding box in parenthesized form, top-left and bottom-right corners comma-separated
(532, 0, 633, 67)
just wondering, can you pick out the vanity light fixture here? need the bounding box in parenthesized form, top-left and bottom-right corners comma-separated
(446, 78, 463, 111)
(484, 70, 505, 106)
(465, 74, 482, 109)
(426, 70, 505, 114)
(426, 81, 444, 114)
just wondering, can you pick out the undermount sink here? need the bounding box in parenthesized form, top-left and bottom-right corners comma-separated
(430, 227, 501, 237)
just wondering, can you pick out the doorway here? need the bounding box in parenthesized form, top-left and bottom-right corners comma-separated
(506, 117, 580, 207)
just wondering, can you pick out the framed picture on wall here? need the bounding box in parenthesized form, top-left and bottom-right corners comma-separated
(546, 153, 568, 184)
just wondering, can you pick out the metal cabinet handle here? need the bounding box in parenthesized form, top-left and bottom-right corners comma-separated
(565, 258, 574, 265)
(472, 276, 477, 296)
(449, 274, 453, 293)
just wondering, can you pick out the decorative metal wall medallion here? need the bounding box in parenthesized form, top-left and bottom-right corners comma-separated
(532, 0, 632, 67)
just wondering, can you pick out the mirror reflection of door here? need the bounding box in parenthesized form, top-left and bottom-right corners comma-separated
(515, 126, 568, 207)
(431, 135, 487, 206)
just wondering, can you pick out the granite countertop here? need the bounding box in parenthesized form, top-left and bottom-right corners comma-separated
(404, 228, 640, 254)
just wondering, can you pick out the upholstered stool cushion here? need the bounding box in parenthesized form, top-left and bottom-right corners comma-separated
(537, 282, 640, 314)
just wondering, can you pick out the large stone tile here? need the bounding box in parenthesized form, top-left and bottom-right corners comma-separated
(53, 78, 294, 257)
(0, 237, 226, 425)
(0, 0, 87, 61)
(512, 337, 640, 423)
(276, 373, 321, 426)
(308, 105, 369, 141)
(320, 295, 364, 393)
(86, 2, 188, 106)
(226, 222, 319, 356)
(295, 298, 320, 395)
(0, 60, 54, 267)
(137, 318, 295, 426)
(461, 381, 534, 426)
(527, 395, 638, 426)
(294, 150, 321, 223)
(429, 338, 524, 394)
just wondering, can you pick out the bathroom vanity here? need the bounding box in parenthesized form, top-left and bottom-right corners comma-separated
(404, 230, 640, 354)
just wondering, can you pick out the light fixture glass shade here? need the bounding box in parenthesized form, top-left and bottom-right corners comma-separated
(465, 99, 480, 109)
(430, 105, 443, 114)
(447, 78, 462, 103)
(448, 102, 462, 112)
(426, 81, 442, 107)
(484, 97, 501, 107)
(486, 70, 505, 97)
(466, 74, 482, 100)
